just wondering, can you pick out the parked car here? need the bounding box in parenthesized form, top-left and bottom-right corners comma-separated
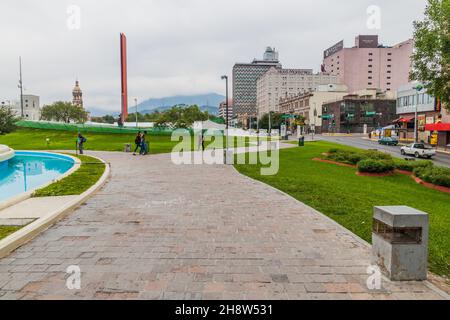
(378, 137, 399, 146)
(401, 143, 436, 159)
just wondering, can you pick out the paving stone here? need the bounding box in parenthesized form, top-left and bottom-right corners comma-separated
(0, 151, 445, 300)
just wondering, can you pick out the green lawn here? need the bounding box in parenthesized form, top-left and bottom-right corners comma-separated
(234, 141, 450, 278)
(0, 128, 254, 153)
(33, 154, 106, 197)
(0, 226, 22, 241)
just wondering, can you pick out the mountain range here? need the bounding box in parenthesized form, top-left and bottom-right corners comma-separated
(88, 93, 225, 117)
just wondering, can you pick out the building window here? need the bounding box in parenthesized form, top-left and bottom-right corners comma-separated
(369, 53, 373, 56)
(368, 71, 373, 74)
(368, 82, 373, 85)
(387, 76, 391, 79)
(387, 52, 392, 56)
(387, 82, 391, 85)
(368, 65, 373, 68)
(369, 59, 373, 62)
(387, 70, 391, 73)
(368, 76, 373, 79)
(387, 65, 392, 68)
(387, 59, 392, 62)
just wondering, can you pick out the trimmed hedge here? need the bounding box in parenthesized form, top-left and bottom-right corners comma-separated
(393, 159, 433, 172)
(326, 149, 392, 165)
(358, 159, 395, 174)
(414, 166, 450, 188)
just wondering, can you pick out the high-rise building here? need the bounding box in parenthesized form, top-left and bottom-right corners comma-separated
(232, 47, 282, 125)
(72, 80, 83, 107)
(322, 35, 413, 93)
(256, 67, 339, 117)
(218, 99, 233, 125)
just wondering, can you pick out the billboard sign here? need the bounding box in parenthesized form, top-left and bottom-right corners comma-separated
(324, 40, 344, 59)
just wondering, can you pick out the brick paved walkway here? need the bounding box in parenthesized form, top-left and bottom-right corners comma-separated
(0, 151, 446, 300)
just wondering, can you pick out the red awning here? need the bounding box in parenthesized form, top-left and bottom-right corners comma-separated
(394, 117, 415, 123)
(425, 123, 450, 132)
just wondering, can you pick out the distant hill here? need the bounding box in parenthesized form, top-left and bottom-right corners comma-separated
(88, 93, 224, 117)
(137, 93, 225, 111)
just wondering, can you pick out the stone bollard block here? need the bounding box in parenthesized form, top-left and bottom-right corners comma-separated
(372, 206, 429, 281)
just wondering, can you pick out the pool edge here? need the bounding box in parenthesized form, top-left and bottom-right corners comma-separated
(0, 151, 81, 211)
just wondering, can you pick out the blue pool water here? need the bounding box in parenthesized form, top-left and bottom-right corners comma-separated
(0, 152, 75, 202)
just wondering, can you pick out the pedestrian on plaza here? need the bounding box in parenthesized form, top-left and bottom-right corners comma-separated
(201, 132, 205, 151)
(133, 131, 142, 156)
(140, 131, 149, 155)
(77, 133, 87, 155)
(368, 132, 372, 140)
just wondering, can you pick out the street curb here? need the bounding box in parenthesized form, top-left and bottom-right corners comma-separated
(231, 166, 450, 300)
(0, 154, 111, 259)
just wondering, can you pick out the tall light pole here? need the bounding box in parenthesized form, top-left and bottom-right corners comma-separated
(268, 111, 272, 137)
(18, 56, 24, 117)
(221, 75, 229, 150)
(413, 83, 424, 143)
(312, 103, 317, 141)
(134, 98, 138, 128)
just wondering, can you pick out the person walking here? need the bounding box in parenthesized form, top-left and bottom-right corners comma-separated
(77, 133, 87, 155)
(201, 132, 205, 151)
(140, 131, 149, 155)
(133, 131, 142, 156)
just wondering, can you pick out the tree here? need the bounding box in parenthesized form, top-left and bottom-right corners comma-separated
(258, 112, 285, 130)
(41, 101, 88, 123)
(410, 0, 450, 111)
(0, 106, 18, 134)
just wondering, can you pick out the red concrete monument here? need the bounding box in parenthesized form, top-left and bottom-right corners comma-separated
(120, 33, 128, 123)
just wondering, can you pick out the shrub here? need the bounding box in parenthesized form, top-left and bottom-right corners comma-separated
(414, 166, 450, 188)
(394, 159, 433, 172)
(357, 159, 395, 174)
(327, 148, 392, 165)
(361, 150, 392, 161)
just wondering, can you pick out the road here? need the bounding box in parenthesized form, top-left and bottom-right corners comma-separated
(318, 135, 450, 168)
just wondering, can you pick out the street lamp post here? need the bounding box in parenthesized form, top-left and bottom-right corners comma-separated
(268, 111, 272, 137)
(312, 104, 317, 141)
(221, 75, 229, 153)
(413, 84, 424, 143)
(134, 98, 138, 128)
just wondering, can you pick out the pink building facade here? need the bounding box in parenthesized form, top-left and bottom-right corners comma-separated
(322, 35, 413, 94)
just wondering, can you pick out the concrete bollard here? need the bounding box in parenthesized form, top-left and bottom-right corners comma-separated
(371, 206, 429, 281)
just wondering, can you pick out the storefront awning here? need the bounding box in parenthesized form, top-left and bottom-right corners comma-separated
(394, 116, 415, 123)
(425, 123, 450, 132)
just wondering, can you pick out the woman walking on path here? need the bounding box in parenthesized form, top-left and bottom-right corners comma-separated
(133, 131, 142, 156)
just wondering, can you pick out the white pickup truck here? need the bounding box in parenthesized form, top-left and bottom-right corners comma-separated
(400, 143, 436, 159)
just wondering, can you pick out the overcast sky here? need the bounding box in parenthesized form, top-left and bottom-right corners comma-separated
(0, 0, 427, 112)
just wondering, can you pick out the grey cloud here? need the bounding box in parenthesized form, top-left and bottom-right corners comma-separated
(0, 0, 426, 112)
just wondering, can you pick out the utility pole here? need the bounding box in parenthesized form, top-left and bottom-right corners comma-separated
(18, 56, 24, 117)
